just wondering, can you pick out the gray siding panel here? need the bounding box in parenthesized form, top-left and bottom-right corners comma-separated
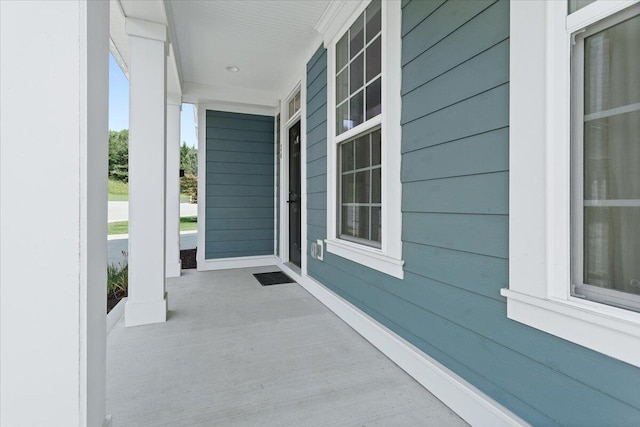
(304, 1, 640, 423)
(206, 110, 274, 259)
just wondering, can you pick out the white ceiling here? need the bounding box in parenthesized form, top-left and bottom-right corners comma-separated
(110, 0, 330, 109)
(171, 0, 329, 106)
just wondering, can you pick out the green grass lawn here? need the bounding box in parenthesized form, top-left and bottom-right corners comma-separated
(109, 178, 193, 202)
(108, 216, 197, 235)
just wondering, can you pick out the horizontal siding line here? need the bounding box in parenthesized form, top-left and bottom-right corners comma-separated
(208, 149, 274, 157)
(205, 227, 274, 232)
(307, 88, 328, 109)
(401, 82, 509, 127)
(206, 113, 273, 124)
(401, 0, 447, 37)
(306, 101, 328, 122)
(205, 238, 274, 244)
(206, 136, 273, 144)
(307, 138, 327, 151)
(205, 183, 273, 188)
(207, 194, 274, 199)
(306, 49, 325, 74)
(402, 208, 506, 216)
(206, 250, 275, 256)
(403, 239, 508, 261)
(402, 37, 509, 97)
(306, 190, 327, 196)
(205, 207, 274, 213)
(402, 0, 498, 68)
(206, 160, 274, 168)
(401, 126, 509, 155)
(402, 169, 509, 184)
(209, 137, 275, 147)
(205, 125, 273, 134)
(307, 170, 327, 180)
(307, 58, 326, 83)
(306, 118, 327, 135)
(307, 69, 327, 93)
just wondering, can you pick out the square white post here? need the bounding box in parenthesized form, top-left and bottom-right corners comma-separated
(125, 18, 168, 327)
(0, 1, 109, 425)
(166, 98, 182, 278)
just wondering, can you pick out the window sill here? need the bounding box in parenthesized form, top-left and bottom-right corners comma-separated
(326, 238, 404, 279)
(501, 288, 640, 368)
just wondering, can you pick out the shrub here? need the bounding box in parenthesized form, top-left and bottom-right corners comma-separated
(107, 251, 128, 298)
(180, 174, 198, 203)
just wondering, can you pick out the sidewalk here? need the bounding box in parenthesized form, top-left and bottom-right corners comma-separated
(108, 201, 197, 222)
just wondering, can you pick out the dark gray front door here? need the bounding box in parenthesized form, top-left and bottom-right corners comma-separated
(288, 121, 302, 267)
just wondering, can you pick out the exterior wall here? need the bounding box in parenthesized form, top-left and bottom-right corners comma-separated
(306, 0, 640, 425)
(205, 110, 275, 259)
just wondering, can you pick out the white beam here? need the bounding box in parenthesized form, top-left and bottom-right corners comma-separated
(0, 1, 109, 425)
(125, 18, 168, 327)
(166, 98, 182, 278)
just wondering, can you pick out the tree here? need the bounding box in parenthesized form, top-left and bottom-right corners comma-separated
(109, 129, 129, 181)
(180, 142, 198, 176)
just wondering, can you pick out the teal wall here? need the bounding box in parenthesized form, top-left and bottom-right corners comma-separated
(205, 110, 274, 259)
(306, 1, 640, 425)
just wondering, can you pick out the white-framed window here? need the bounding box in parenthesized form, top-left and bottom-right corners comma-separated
(319, 0, 403, 279)
(505, 0, 640, 368)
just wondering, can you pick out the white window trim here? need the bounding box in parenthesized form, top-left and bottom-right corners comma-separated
(321, 0, 404, 279)
(504, 0, 640, 368)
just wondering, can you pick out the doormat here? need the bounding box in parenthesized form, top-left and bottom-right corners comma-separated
(180, 248, 197, 269)
(253, 271, 295, 286)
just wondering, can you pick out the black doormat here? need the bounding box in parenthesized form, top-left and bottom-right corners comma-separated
(253, 271, 295, 286)
(180, 248, 197, 269)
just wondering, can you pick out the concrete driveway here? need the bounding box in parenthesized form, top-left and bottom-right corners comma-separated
(108, 201, 197, 222)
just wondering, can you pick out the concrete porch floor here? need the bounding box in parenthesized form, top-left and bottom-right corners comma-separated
(106, 267, 467, 426)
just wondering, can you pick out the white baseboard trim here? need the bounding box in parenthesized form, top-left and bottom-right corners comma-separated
(125, 297, 167, 327)
(279, 262, 528, 427)
(106, 297, 127, 335)
(198, 255, 279, 271)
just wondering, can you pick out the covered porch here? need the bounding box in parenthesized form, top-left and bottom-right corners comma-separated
(106, 267, 465, 426)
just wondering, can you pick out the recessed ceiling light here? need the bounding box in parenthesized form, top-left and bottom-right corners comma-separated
(226, 66, 240, 73)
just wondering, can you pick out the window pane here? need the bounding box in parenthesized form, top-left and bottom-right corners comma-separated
(355, 170, 370, 203)
(366, 0, 382, 42)
(341, 140, 355, 172)
(371, 207, 381, 242)
(288, 99, 295, 118)
(350, 15, 364, 58)
(342, 173, 354, 204)
(350, 90, 364, 129)
(337, 33, 349, 71)
(356, 206, 370, 240)
(336, 101, 351, 134)
(584, 15, 640, 115)
(366, 77, 382, 120)
(569, 0, 596, 14)
(366, 36, 382, 82)
(584, 207, 640, 297)
(336, 69, 349, 105)
(342, 206, 355, 237)
(350, 53, 364, 95)
(372, 167, 381, 203)
(371, 130, 381, 166)
(355, 135, 370, 169)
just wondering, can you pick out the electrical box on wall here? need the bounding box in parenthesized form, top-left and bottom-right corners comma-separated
(310, 239, 324, 261)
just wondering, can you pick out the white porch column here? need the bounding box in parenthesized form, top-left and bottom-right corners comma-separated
(125, 18, 168, 327)
(0, 1, 108, 425)
(166, 98, 182, 278)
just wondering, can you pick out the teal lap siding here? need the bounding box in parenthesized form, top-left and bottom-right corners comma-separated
(205, 110, 274, 259)
(305, 1, 640, 425)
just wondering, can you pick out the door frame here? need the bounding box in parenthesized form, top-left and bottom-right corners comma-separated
(279, 78, 308, 274)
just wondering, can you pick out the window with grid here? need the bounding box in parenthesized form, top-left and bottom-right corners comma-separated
(335, 0, 382, 246)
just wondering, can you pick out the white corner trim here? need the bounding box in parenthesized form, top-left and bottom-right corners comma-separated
(502, 289, 640, 367)
(198, 255, 279, 271)
(106, 297, 127, 335)
(315, 0, 369, 46)
(325, 238, 404, 279)
(196, 104, 207, 268)
(125, 17, 167, 42)
(278, 263, 528, 427)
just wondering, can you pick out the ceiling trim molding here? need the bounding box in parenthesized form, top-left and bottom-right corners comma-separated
(109, 37, 129, 78)
(182, 81, 279, 110)
(199, 101, 278, 118)
(314, 0, 368, 47)
(162, 0, 184, 94)
(125, 17, 167, 42)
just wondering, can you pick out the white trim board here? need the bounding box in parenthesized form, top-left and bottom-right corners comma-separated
(277, 263, 528, 427)
(198, 255, 279, 271)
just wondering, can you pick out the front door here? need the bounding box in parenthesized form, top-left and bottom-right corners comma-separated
(288, 120, 302, 267)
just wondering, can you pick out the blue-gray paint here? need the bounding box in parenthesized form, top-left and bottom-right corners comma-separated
(304, 1, 640, 424)
(205, 110, 274, 259)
